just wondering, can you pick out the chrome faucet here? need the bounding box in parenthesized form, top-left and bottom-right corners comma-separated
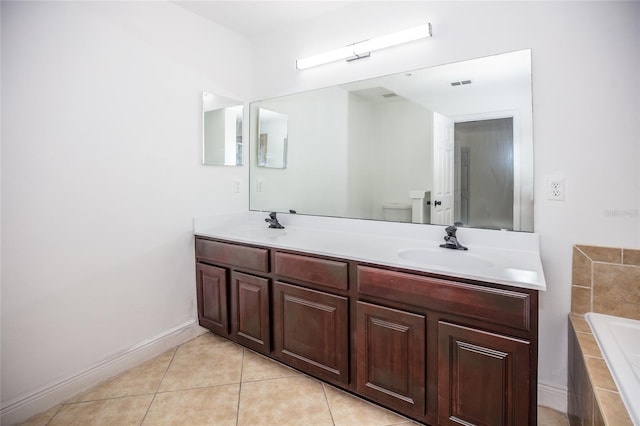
(265, 212, 284, 229)
(439, 225, 468, 250)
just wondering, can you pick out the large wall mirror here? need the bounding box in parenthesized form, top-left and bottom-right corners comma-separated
(249, 49, 533, 231)
(202, 92, 243, 166)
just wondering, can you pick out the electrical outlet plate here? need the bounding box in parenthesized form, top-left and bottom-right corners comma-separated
(547, 177, 565, 201)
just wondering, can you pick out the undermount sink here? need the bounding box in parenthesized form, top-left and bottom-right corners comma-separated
(397, 247, 493, 270)
(226, 226, 288, 239)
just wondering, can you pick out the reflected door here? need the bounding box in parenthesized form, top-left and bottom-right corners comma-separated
(432, 112, 454, 225)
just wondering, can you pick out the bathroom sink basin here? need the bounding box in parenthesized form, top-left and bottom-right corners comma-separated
(226, 226, 288, 240)
(397, 247, 493, 270)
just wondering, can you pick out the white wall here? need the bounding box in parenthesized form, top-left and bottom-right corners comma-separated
(250, 1, 640, 408)
(371, 100, 432, 220)
(1, 1, 251, 421)
(249, 87, 349, 215)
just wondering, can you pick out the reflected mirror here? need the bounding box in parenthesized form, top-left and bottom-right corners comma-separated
(249, 49, 533, 231)
(202, 92, 243, 166)
(257, 108, 288, 168)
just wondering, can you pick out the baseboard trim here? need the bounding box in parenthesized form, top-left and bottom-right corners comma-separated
(1, 320, 203, 425)
(538, 382, 568, 413)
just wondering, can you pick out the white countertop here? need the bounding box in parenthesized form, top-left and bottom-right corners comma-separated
(193, 212, 546, 291)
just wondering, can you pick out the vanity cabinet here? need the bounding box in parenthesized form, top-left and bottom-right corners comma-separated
(194, 236, 539, 426)
(273, 281, 349, 385)
(437, 322, 530, 426)
(356, 301, 426, 416)
(195, 239, 271, 350)
(230, 271, 270, 354)
(195, 263, 229, 336)
(356, 265, 537, 426)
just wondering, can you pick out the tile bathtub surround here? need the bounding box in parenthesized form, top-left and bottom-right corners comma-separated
(571, 245, 640, 320)
(19, 332, 569, 426)
(567, 314, 634, 426)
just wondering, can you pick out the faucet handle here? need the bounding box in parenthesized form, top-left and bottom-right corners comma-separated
(444, 225, 458, 237)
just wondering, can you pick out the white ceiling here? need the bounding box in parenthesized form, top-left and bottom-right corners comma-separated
(172, 1, 354, 39)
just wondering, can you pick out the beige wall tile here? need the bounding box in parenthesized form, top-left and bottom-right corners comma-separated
(595, 389, 634, 426)
(585, 357, 617, 392)
(576, 245, 622, 263)
(575, 332, 602, 358)
(623, 248, 640, 266)
(571, 286, 592, 314)
(572, 247, 592, 287)
(593, 263, 640, 320)
(569, 314, 591, 333)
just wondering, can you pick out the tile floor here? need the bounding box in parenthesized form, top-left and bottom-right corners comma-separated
(20, 332, 569, 426)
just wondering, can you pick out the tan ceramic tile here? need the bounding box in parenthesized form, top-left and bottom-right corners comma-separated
(537, 406, 569, 426)
(142, 384, 239, 426)
(572, 246, 592, 287)
(158, 338, 243, 392)
(575, 332, 602, 358)
(71, 349, 175, 402)
(49, 395, 153, 426)
(585, 357, 617, 392)
(323, 384, 410, 426)
(569, 314, 591, 333)
(571, 286, 592, 314)
(19, 404, 62, 425)
(622, 248, 640, 266)
(237, 375, 333, 425)
(576, 245, 622, 263)
(595, 389, 634, 426)
(241, 349, 299, 382)
(593, 263, 640, 320)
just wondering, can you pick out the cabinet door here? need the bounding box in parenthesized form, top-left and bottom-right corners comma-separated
(438, 321, 530, 426)
(196, 263, 229, 336)
(231, 272, 270, 354)
(356, 301, 426, 417)
(273, 281, 349, 385)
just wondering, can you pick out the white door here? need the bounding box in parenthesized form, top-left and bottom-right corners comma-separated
(432, 112, 454, 225)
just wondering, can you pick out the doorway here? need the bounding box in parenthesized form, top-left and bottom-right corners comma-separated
(454, 117, 514, 230)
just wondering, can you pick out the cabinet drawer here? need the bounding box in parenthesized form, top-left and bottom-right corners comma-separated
(196, 238, 269, 272)
(275, 252, 348, 290)
(357, 266, 531, 331)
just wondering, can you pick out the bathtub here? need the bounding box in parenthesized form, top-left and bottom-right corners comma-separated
(585, 312, 640, 425)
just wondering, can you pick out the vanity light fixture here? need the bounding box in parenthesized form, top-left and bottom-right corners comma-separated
(296, 23, 432, 70)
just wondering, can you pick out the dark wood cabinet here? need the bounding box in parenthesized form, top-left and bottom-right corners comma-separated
(230, 271, 271, 354)
(194, 236, 539, 425)
(356, 301, 426, 417)
(195, 263, 229, 336)
(438, 321, 531, 426)
(273, 281, 349, 385)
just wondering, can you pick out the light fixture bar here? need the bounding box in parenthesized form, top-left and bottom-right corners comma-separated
(296, 23, 432, 70)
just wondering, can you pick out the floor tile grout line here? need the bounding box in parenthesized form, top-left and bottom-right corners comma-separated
(236, 348, 246, 426)
(321, 382, 337, 426)
(139, 343, 180, 425)
(43, 403, 64, 425)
